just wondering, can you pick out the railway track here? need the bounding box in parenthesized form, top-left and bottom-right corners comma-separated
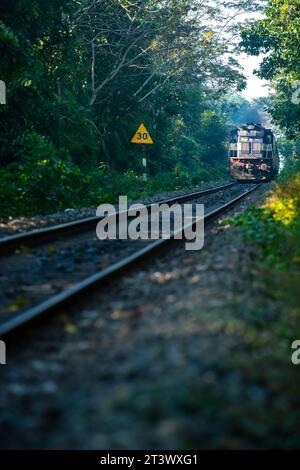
(0, 181, 236, 254)
(0, 183, 260, 338)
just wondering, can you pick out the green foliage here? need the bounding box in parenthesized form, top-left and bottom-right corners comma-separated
(277, 138, 296, 162)
(0, 159, 227, 218)
(241, 0, 300, 138)
(0, 1, 252, 216)
(0, 131, 96, 216)
(221, 94, 263, 128)
(232, 156, 300, 269)
(231, 154, 300, 347)
(0, 20, 18, 47)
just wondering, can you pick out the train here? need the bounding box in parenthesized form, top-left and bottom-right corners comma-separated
(228, 123, 279, 182)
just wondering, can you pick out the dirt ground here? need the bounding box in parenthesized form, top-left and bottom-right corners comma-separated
(1, 183, 300, 449)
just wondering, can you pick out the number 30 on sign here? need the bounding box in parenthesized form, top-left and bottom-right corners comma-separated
(131, 123, 154, 144)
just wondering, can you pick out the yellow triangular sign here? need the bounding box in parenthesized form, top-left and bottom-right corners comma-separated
(131, 123, 154, 144)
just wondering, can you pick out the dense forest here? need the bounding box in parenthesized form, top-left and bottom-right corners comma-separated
(0, 0, 266, 216)
(0, 1, 299, 217)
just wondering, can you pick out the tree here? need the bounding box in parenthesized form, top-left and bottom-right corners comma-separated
(0, 0, 267, 215)
(241, 0, 300, 138)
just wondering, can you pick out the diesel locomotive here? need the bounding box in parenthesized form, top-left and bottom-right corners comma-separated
(229, 123, 279, 182)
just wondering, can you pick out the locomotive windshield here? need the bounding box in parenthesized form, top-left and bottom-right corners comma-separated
(239, 138, 262, 155)
(252, 142, 262, 153)
(241, 142, 250, 153)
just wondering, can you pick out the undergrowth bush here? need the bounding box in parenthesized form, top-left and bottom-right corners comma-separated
(232, 156, 300, 270)
(0, 135, 228, 218)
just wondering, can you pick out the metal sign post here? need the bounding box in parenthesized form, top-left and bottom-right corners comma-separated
(0, 80, 6, 105)
(142, 157, 147, 182)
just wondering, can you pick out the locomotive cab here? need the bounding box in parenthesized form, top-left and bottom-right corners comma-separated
(229, 123, 279, 182)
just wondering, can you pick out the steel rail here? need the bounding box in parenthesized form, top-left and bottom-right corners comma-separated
(0, 182, 236, 254)
(0, 184, 259, 338)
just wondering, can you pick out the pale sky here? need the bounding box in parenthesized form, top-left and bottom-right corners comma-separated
(237, 11, 269, 101)
(240, 53, 269, 101)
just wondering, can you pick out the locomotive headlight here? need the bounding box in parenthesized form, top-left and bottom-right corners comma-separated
(261, 164, 268, 171)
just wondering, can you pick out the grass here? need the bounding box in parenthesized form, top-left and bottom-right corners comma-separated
(231, 155, 300, 357)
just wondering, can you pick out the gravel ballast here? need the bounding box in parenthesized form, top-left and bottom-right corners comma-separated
(1, 182, 299, 450)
